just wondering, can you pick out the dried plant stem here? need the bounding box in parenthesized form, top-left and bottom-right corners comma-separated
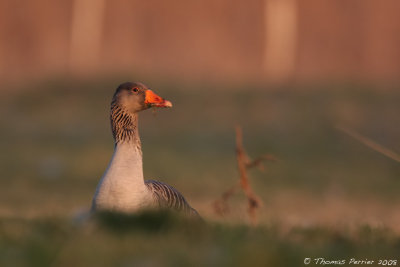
(212, 183, 240, 216)
(235, 126, 262, 225)
(213, 126, 274, 226)
(336, 125, 400, 164)
(246, 154, 277, 170)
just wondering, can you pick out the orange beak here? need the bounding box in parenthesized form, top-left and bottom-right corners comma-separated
(144, 90, 172, 108)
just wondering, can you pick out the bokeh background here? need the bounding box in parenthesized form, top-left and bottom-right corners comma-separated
(1, 0, 400, 266)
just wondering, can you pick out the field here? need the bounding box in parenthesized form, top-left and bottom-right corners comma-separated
(1, 78, 400, 266)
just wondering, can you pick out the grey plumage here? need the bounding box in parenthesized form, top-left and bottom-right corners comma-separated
(110, 100, 140, 144)
(93, 82, 200, 218)
(145, 180, 200, 217)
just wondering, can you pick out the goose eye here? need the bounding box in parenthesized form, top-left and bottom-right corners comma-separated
(132, 87, 139, 93)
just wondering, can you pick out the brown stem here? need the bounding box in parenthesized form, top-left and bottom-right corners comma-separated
(213, 125, 273, 226)
(235, 125, 262, 226)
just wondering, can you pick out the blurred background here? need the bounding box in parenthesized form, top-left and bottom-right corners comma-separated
(1, 0, 400, 83)
(1, 0, 400, 266)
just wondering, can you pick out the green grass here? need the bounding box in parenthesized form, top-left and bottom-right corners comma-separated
(1, 211, 399, 267)
(1, 78, 400, 265)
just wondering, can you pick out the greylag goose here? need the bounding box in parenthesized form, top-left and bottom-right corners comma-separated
(91, 82, 199, 217)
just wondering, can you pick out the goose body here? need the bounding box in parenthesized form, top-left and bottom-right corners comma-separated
(91, 82, 198, 217)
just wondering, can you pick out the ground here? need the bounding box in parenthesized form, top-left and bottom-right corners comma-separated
(1, 78, 400, 266)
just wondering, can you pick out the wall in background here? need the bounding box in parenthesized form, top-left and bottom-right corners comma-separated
(0, 0, 399, 85)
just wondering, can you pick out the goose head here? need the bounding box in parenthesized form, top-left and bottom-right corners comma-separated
(112, 82, 172, 114)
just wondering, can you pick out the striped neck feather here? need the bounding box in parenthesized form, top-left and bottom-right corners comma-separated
(110, 102, 141, 147)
